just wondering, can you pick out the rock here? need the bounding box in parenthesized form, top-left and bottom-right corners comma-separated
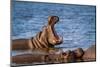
(82, 45, 96, 61)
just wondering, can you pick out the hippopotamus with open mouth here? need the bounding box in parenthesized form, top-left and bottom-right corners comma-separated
(12, 16, 63, 50)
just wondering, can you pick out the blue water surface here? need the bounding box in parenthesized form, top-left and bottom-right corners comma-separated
(12, 1, 96, 49)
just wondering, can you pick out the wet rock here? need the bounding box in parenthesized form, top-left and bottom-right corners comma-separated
(82, 45, 96, 61)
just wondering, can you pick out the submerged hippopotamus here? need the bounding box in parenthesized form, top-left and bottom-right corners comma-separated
(11, 45, 96, 64)
(12, 16, 63, 50)
(82, 45, 96, 61)
(12, 54, 46, 64)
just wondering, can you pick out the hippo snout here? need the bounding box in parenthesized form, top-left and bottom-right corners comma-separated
(52, 36, 63, 45)
(56, 38, 63, 44)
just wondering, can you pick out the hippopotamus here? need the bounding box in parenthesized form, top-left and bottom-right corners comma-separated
(82, 45, 96, 61)
(68, 45, 96, 62)
(72, 48, 84, 62)
(12, 16, 63, 50)
(12, 54, 46, 64)
(11, 45, 96, 64)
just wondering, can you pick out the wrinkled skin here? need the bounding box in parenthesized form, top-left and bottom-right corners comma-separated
(12, 54, 46, 64)
(12, 16, 63, 50)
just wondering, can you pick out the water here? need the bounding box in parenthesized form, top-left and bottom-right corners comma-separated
(11, 1, 96, 49)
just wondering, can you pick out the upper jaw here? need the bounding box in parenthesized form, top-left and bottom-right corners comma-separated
(48, 16, 59, 26)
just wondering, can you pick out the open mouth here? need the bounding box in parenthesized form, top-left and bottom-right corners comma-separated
(48, 16, 63, 44)
(52, 23, 63, 44)
(53, 26, 60, 40)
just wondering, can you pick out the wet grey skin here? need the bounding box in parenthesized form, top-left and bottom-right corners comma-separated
(12, 16, 63, 50)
